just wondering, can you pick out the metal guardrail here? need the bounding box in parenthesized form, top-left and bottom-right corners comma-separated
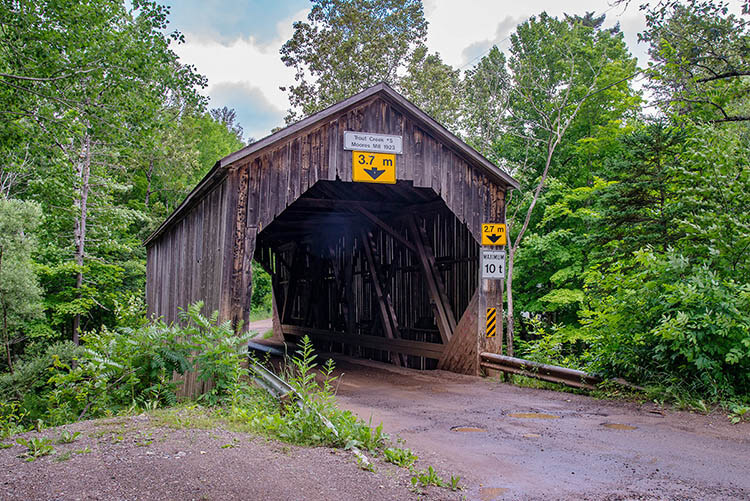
(479, 352, 601, 390)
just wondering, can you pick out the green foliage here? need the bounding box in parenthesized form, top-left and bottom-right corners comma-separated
(728, 404, 749, 424)
(400, 46, 462, 131)
(580, 250, 750, 398)
(384, 447, 418, 468)
(0, 401, 26, 439)
(640, 0, 750, 123)
(0, 302, 252, 428)
(0, 199, 43, 371)
(16, 436, 54, 462)
(179, 302, 255, 406)
(232, 337, 386, 452)
(56, 430, 80, 444)
(411, 465, 447, 488)
(251, 261, 273, 312)
(0, 342, 84, 426)
(280, 0, 428, 120)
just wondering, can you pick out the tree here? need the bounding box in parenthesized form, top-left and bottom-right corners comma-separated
(280, 0, 428, 121)
(475, 13, 640, 354)
(0, 199, 42, 372)
(639, 0, 750, 122)
(1, 0, 205, 344)
(210, 106, 245, 143)
(400, 47, 462, 131)
(592, 121, 687, 260)
(462, 46, 511, 161)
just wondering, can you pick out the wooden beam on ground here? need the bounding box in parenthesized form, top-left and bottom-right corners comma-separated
(361, 229, 405, 366)
(281, 324, 444, 359)
(408, 215, 457, 344)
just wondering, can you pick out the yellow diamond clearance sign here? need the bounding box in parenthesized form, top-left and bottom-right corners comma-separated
(352, 151, 396, 184)
(481, 223, 506, 246)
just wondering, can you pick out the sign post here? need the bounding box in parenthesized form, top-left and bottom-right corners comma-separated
(478, 222, 506, 366)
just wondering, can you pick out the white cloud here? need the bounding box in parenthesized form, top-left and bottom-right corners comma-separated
(173, 1, 650, 139)
(172, 7, 308, 138)
(425, 0, 648, 69)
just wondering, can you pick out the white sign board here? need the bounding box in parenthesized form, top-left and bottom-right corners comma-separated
(481, 249, 506, 279)
(344, 131, 403, 154)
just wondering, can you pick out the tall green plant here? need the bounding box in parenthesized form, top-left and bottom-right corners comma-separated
(581, 250, 750, 398)
(179, 302, 255, 405)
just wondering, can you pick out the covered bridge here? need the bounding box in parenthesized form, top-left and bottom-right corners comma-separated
(144, 83, 518, 376)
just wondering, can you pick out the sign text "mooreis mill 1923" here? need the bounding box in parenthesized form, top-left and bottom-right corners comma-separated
(343, 131, 403, 154)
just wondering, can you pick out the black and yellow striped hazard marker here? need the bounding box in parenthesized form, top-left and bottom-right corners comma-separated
(486, 308, 497, 338)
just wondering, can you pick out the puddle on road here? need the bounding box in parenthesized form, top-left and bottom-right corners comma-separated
(479, 487, 509, 500)
(508, 412, 559, 419)
(451, 426, 487, 432)
(601, 423, 637, 430)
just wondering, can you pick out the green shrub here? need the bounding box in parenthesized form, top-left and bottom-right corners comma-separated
(0, 301, 253, 428)
(232, 337, 387, 451)
(179, 302, 254, 405)
(581, 250, 750, 399)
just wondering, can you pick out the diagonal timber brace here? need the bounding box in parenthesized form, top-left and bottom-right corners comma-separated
(408, 215, 457, 344)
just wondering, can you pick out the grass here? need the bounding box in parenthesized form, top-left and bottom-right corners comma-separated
(248, 309, 272, 323)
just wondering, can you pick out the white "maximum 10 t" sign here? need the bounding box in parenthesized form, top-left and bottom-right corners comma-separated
(481, 249, 506, 279)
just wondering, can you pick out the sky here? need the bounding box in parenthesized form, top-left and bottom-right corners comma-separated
(165, 0, 651, 141)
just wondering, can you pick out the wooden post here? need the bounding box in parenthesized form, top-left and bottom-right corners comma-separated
(408, 215, 456, 344)
(361, 229, 405, 367)
(478, 250, 504, 376)
(281, 244, 301, 323)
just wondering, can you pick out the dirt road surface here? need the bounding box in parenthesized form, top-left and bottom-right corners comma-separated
(329, 355, 749, 501)
(247, 317, 273, 336)
(1, 414, 457, 501)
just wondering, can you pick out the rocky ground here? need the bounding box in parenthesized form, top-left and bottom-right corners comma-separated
(0, 411, 460, 501)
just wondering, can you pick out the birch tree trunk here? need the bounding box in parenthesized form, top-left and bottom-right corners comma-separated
(72, 131, 91, 345)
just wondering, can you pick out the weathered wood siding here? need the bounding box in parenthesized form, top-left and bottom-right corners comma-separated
(146, 177, 235, 323)
(223, 95, 506, 329)
(145, 87, 514, 374)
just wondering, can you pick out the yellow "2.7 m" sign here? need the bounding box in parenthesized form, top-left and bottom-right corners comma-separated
(481, 223, 506, 246)
(352, 151, 396, 184)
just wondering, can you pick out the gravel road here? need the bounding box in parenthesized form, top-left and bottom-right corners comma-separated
(329, 356, 750, 501)
(0, 413, 458, 501)
(3, 348, 747, 501)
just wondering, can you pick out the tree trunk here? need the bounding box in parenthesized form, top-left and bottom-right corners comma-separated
(505, 135, 559, 356)
(72, 132, 91, 345)
(145, 157, 153, 207)
(505, 250, 516, 357)
(3, 305, 11, 374)
(0, 246, 10, 373)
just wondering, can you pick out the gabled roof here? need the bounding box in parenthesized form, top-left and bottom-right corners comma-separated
(144, 82, 518, 246)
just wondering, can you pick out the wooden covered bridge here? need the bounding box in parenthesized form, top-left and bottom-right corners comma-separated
(144, 83, 518, 376)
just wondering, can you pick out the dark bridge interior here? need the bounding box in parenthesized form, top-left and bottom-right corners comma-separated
(254, 180, 479, 370)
